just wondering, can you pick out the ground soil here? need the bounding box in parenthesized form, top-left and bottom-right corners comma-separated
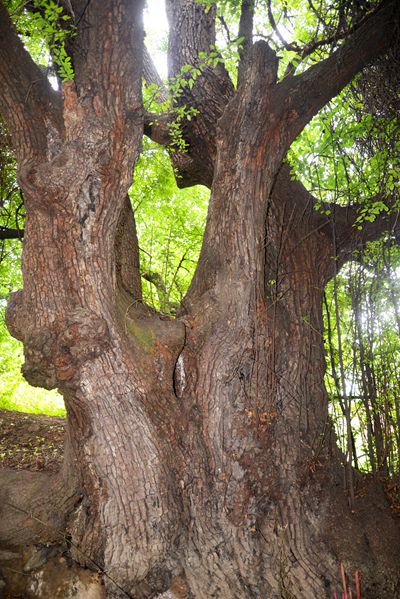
(0, 408, 65, 472)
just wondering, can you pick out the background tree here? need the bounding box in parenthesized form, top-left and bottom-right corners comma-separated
(0, 1, 400, 598)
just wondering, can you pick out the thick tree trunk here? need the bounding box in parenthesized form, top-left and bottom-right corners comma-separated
(3, 136, 400, 598)
(1, 1, 400, 597)
(4, 66, 400, 599)
(173, 161, 400, 597)
(5, 133, 190, 596)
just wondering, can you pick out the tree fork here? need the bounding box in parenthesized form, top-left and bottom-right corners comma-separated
(1, 0, 400, 597)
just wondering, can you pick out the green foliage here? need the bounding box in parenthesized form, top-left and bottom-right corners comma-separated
(32, 0, 75, 81)
(143, 39, 243, 151)
(131, 138, 209, 313)
(197, 0, 377, 80)
(144, 84, 199, 152)
(288, 83, 400, 226)
(7, 0, 75, 81)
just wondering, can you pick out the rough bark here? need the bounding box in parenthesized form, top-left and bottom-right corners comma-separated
(1, 0, 400, 598)
(165, 0, 234, 187)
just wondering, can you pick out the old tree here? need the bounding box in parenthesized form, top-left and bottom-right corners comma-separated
(1, 0, 400, 597)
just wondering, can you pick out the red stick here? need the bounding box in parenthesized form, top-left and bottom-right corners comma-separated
(355, 570, 361, 599)
(341, 562, 348, 599)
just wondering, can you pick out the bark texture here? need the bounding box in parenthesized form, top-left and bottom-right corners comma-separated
(1, 0, 400, 598)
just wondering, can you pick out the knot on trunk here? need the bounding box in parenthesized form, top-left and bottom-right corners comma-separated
(22, 309, 110, 389)
(5, 290, 27, 342)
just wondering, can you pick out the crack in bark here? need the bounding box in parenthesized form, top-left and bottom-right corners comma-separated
(172, 319, 188, 400)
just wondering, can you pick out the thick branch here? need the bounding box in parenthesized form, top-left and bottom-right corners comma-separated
(0, 2, 63, 161)
(68, 0, 143, 115)
(237, 0, 254, 85)
(278, 0, 400, 143)
(143, 112, 201, 189)
(144, 111, 171, 145)
(166, 0, 234, 187)
(272, 167, 400, 263)
(334, 201, 400, 265)
(142, 48, 205, 187)
(274, 168, 400, 267)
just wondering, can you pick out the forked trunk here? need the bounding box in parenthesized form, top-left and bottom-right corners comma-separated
(1, 1, 400, 597)
(5, 76, 400, 599)
(4, 132, 400, 599)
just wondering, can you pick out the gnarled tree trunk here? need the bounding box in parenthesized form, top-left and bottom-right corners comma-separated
(1, 0, 400, 597)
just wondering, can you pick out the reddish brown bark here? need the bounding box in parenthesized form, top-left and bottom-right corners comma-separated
(1, 0, 400, 598)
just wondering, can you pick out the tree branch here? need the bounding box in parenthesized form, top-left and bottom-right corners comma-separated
(142, 41, 203, 187)
(334, 201, 400, 265)
(267, 0, 300, 54)
(142, 270, 180, 313)
(278, 0, 400, 144)
(66, 0, 143, 117)
(0, 1, 63, 161)
(271, 165, 400, 267)
(143, 112, 201, 187)
(144, 112, 171, 145)
(0, 226, 24, 240)
(237, 0, 255, 86)
(166, 0, 234, 188)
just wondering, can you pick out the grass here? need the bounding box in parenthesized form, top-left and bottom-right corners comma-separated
(0, 377, 66, 417)
(0, 333, 66, 417)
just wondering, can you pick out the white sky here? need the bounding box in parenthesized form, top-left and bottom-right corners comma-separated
(144, 0, 169, 79)
(142, 1, 294, 81)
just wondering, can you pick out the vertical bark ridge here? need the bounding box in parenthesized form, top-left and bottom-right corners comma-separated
(176, 164, 348, 595)
(66, 343, 187, 592)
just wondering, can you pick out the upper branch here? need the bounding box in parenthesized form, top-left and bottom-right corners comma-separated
(68, 0, 144, 117)
(237, 0, 255, 85)
(273, 165, 400, 268)
(166, 0, 234, 187)
(0, 2, 63, 161)
(278, 0, 400, 144)
(334, 201, 400, 265)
